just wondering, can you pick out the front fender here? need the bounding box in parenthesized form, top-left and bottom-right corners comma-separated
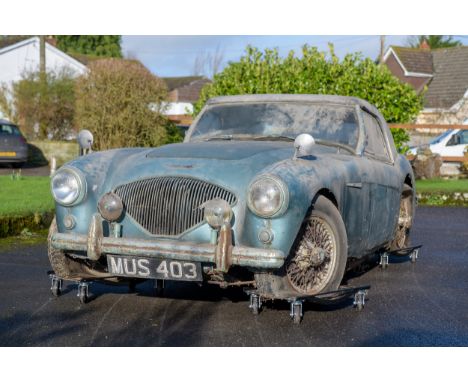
(239, 156, 349, 257)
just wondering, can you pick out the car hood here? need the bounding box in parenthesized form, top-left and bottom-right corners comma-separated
(147, 141, 293, 160)
(69, 141, 337, 198)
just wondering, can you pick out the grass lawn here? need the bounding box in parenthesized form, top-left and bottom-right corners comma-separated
(0, 175, 54, 216)
(415, 179, 468, 193)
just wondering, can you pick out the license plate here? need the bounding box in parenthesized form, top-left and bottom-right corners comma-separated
(106, 255, 202, 281)
(0, 152, 16, 157)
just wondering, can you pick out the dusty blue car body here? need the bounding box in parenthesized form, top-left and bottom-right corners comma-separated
(49, 95, 415, 297)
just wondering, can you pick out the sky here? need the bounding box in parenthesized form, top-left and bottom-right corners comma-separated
(121, 35, 412, 78)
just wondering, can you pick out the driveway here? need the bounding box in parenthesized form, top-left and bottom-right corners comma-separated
(0, 206, 467, 346)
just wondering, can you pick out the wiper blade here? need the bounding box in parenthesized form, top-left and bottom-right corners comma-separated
(204, 134, 294, 142)
(251, 135, 294, 142)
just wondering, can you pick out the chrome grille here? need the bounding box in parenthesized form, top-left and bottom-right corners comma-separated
(114, 177, 237, 236)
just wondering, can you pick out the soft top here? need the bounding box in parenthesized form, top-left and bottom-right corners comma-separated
(207, 94, 383, 119)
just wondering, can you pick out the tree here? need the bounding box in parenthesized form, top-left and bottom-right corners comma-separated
(0, 70, 76, 140)
(193, 45, 225, 78)
(406, 35, 462, 49)
(194, 45, 423, 152)
(75, 59, 169, 150)
(56, 35, 122, 58)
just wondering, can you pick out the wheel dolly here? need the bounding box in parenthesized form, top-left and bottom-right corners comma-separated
(48, 271, 93, 304)
(48, 271, 166, 304)
(245, 285, 371, 324)
(379, 244, 422, 269)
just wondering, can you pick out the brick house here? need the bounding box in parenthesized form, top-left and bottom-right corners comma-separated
(383, 45, 468, 124)
(162, 76, 211, 127)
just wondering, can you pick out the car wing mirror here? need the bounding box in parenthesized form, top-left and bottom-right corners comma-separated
(78, 130, 94, 156)
(293, 133, 315, 160)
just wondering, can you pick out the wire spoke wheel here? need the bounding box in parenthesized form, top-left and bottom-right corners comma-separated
(287, 216, 337, 294)
(392, 190, 413, 250)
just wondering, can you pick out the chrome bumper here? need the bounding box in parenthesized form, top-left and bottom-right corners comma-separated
(50, 214, 285, 271)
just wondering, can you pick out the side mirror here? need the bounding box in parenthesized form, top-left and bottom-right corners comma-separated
(78, 130, 94, 156)
(293, 133, 315, 160)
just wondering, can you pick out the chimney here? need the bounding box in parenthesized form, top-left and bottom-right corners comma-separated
(420, 39, 430, 50)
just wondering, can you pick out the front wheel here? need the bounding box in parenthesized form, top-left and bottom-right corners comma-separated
(285, 195, 348, 295)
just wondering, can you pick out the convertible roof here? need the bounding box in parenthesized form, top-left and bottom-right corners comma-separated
(207, 94, 382, 117)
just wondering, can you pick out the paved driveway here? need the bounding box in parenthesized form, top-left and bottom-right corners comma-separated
(0, 206, 467, 346)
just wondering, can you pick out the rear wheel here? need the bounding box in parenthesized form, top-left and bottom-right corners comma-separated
(390, 185, 413, 250)
(285, 195, 348, 295)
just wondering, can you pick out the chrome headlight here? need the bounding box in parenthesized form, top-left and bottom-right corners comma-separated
(98, 192, 124, 222)
(202, 198, 233, 229)
(51, 167, 86, 206)
(247, 175, 289, 218)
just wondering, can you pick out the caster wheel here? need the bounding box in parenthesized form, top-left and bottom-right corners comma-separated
(252, 304, 259, 315)
(354, 290, 366, 311)
(51, 284, 61, 297)
(292, 304, 302, 324)
(154, 279, 164, 297)
(250, 294, 261, 315)
(79, 292, 88, 304)
(78, 283, 89, 304)
(50, 277, 62, 297)
(380, 254, 389, 269)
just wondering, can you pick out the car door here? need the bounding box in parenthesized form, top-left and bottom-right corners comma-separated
(360, 110, 401, 251)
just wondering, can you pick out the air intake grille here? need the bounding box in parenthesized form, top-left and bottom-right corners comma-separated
(114, 177, 237, 236)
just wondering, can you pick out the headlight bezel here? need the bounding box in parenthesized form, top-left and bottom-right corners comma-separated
(51, 166, 87, 206)
(247, 175, 289, 218)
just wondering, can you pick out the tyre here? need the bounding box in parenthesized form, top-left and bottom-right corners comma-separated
(48, 218, 88, 281)
(285, 195, 348, 296)
(390, 185, 413, 251)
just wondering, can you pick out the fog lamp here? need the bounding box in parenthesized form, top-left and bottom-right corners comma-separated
(98, 192, 123, 222)
(201, 198, 232, 229)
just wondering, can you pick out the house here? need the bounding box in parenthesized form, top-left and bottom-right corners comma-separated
(0, 36, 87, 119)
(162, 76, 211, 127)
(383, 44, 468, 124)
(0, 36, 87, 85)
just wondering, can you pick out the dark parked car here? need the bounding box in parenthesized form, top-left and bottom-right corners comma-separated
(0, 119, 28, 168)
(48, 95, 415, 314)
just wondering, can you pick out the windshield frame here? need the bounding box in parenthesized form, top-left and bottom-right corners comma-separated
(186, 101, 363, 154)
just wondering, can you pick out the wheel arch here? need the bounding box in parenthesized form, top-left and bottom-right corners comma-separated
(314, 188, 339, 209)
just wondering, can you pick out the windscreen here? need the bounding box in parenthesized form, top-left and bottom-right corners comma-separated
(0, 124, 20, 136)
(190, 102, 359, 148)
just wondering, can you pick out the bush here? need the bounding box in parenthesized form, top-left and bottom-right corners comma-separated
(75, 59, 169, 150)
(195, 45, 424, 152)
(1, 70, 76, 140)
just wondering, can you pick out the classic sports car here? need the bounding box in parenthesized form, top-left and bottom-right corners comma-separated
(48, 94, 415, 306)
